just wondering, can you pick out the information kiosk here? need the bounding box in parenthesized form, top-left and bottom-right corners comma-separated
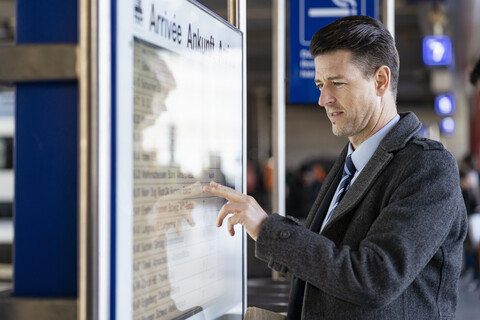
(114, 1, 246, 319)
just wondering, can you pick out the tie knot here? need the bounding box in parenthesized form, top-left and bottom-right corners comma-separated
(345, 155, 356, 176)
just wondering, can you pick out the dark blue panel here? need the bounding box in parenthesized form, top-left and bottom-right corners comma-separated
(16, 0, 78, 43)
(14, 0, 79, 297)
(14, 82, 78, 296)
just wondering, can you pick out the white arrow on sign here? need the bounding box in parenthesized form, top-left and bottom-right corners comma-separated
(300, 0, 368, 46)
(308, 0, 358, 18)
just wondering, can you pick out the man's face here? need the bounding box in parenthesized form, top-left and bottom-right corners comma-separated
(314, 50, 381, 146)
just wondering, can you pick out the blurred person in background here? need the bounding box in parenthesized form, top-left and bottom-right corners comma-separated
(460, 167, 480, 291)
(471, 58, 480, 94)
(287, 162, 326, 221)
(460, 154, 480, 205)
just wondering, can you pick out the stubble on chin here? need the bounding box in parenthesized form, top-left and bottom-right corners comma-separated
(331, 122, 346, 137)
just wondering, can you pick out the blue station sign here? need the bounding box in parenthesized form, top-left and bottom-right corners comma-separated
(422, 35, 453, 66)
(289, 0, 378, 104)
(434, 93, 455, 116)
(439, 117, 456, 136)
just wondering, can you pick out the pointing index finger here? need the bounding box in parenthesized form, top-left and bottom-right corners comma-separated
(203, 181, 245, 202)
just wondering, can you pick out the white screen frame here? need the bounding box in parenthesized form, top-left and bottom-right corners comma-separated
(114, 1, 246, 319)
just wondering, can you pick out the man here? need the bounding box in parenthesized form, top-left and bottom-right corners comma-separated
(204, 16, 467, 319)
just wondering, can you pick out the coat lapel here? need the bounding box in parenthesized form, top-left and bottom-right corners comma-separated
(321, 150, 393, 232)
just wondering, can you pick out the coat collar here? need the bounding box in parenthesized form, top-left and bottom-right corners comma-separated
(319, 112, 421, 233)
(380, 112, 422, 153)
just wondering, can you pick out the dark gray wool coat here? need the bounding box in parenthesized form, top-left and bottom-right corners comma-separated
(255, 112, 468, 319)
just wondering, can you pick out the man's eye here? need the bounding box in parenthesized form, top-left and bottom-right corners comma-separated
(316, 84, 323, 90)
(333, 82, 343, 87)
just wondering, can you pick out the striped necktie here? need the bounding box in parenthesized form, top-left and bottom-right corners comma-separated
(321, 155, 356, 231)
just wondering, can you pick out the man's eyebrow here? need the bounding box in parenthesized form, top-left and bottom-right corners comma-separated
(327, 75, 345, 81)
(314, 75, 345, 83)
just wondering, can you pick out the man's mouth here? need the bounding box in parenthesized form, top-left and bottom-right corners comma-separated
(328, 111, 344, 119)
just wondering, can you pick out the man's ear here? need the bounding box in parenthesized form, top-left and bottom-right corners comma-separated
(374, 65, 391, 96)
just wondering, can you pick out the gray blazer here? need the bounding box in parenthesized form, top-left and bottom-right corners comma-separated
(255, 112, 468, 319)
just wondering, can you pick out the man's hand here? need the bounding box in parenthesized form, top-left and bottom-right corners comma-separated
(203, 181, 268, 241)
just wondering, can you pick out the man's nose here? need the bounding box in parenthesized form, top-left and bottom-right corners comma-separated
(318, 87, 335, 107)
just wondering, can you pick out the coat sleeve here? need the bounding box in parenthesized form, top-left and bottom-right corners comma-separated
(255, 146, 467, 307)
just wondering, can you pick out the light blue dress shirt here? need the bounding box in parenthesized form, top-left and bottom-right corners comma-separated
(320, 114, 401, 231)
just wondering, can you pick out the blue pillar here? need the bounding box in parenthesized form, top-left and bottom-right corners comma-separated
(14, 0, 78, 296)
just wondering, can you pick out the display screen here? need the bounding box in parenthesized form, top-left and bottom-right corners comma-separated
(124, 1, 244, 318)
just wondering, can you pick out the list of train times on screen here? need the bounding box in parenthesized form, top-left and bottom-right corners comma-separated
(129, 1, 244, 319)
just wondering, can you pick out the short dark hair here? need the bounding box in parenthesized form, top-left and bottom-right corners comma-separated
(310, 15, 400, 99)
(470, 58, 480, 85)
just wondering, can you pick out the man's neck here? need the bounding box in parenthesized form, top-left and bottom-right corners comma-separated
(350, 110, 397, 149)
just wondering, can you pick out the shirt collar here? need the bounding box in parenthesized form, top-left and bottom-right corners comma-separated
(347, 114, 400, 173)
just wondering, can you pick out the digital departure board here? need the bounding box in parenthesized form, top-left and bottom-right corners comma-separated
(115, 1, 245, 319)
